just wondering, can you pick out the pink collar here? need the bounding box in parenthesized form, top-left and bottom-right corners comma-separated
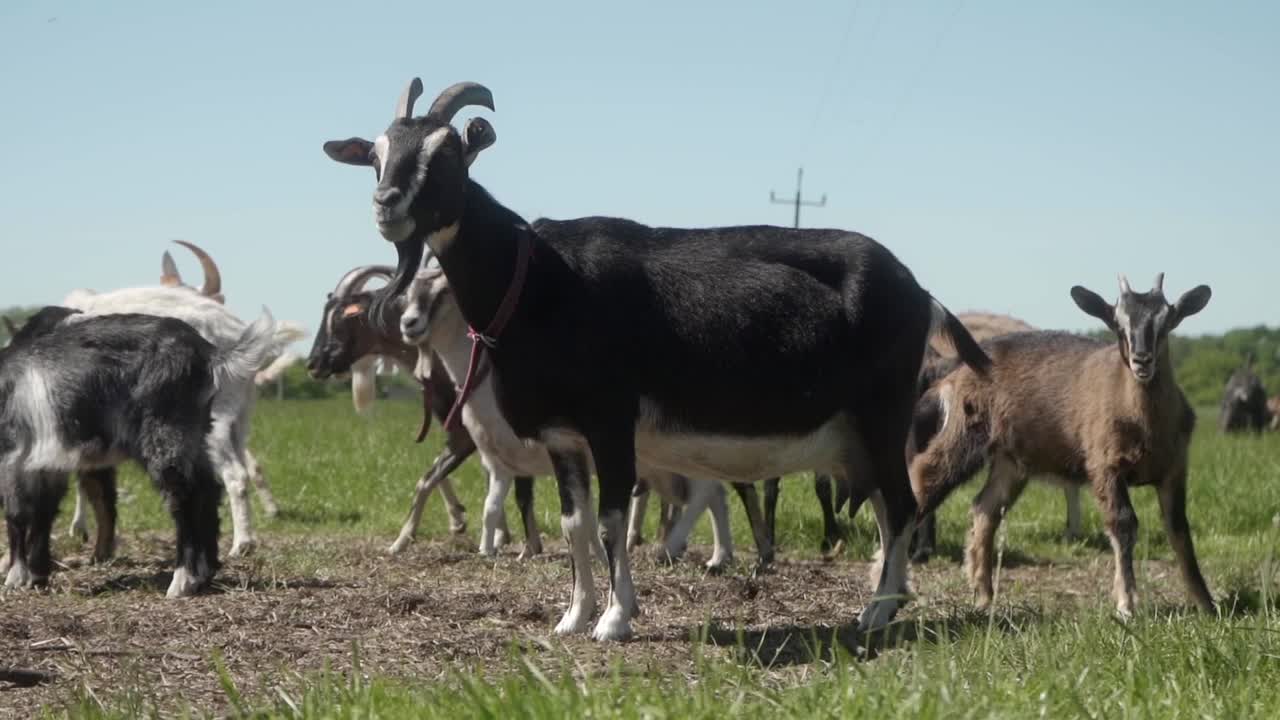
(442, 230, 533, 431)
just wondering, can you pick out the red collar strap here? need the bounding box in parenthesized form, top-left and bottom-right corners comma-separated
(442, 230, 534, 431)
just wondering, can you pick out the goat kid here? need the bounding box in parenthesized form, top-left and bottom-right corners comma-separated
(1, 307, 276, 596)
(325, 79, 991, 640)
(909, 275, 1215, 618)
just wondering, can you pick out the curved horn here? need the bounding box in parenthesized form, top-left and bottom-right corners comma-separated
(395, 77, 424, 120)
(1152, 272, 1165, 294)
(333, 264, 396, 299)
(173, 240, 222, 301)
(425, 81, 495, 124)
(160, 250, 182, 287)
(462, 117, 497, 168)
(1118, 274, 1133, 295)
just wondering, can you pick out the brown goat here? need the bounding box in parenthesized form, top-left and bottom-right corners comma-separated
(1269, 396, 1280, 431)
(909, 274, 1215, 617)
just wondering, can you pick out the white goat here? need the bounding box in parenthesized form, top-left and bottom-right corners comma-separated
(61, 286, 305, 556)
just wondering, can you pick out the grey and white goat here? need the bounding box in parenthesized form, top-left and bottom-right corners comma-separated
(1, 306, 276, 596)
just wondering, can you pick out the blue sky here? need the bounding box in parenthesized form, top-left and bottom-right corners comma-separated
(1, 0, 1276, 348)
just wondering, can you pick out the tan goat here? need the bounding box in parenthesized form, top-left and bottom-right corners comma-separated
(909, 274, 1215, 618)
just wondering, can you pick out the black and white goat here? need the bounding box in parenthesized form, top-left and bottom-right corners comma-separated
(400, 262, 774, 570)
(304, 264, 470, 542)
(909, 275, 1216, 617)
(60, 286, 303, 556)
(323, 79, 989, 640)
(1, 306, 275, 596)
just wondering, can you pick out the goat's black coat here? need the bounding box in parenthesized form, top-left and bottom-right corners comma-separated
(0, 307, 223, 590)
(330, 104, 989, 632)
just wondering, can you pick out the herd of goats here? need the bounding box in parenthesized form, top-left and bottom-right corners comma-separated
(1, 79, 1277, 643)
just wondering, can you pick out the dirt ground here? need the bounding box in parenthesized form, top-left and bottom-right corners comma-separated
(0, 532, 1191, 717)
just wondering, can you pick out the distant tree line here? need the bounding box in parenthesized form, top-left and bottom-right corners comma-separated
(4, 303, 1274, 407)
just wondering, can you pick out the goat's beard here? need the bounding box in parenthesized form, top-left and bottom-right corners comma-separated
(370, 238, 425, 335)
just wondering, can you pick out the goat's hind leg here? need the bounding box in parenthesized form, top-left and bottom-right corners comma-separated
(80, 468, 118, 564)
(966, 455, 1027, 610)
(162, 460, 222, 599)
(243, 448, 280, 518)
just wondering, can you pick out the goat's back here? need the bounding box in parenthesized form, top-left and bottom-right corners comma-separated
(0, 312, 216, 471)
(507, 217, 936, 436)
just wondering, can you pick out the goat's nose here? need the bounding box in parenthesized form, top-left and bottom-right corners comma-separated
(374, 187, 403, 207)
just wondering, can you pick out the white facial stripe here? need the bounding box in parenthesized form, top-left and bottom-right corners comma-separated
(385, 127, 451, 219)
(373, 135, 390, 177)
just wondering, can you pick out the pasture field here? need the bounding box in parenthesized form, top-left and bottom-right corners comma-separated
(4, 395, 1280, 718)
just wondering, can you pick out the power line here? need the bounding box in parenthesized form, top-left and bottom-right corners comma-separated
(769, 167, 827, 229)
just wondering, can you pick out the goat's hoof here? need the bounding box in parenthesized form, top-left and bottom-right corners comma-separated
(4, 563, 34, 589)
(910, 549, 933, 565)
(857, 599, 900, 634)
(553, 605, 595, 636)
(165, 567, 205, 599)
(973, 592, 993, 612)
(70, 524, 89, 544)
(591, 606, 634, 642)
(626, 534, 645, 551)
(478, 542, 498, 558)
(228, 539, 256, 559)
(518, 543, 543, 561)
(387, 537, 412, 556)
(652, 547, 681, 566)
(705, 556, 731, 575)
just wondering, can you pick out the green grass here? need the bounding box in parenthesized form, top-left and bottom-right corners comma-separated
(34, 396, 1280, 718)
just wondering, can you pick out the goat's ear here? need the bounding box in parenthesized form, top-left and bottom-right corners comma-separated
(323, 137, 375, 166)
(1170, 284, 1211, 328)
(1071, 286, 1115, 330)
(341, 303, 364, 318)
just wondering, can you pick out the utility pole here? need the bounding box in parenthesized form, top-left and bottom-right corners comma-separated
(770, 167, 826, 228)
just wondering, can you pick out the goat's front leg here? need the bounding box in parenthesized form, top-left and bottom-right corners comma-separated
(69, 480, 90, 543)
(478, 459, 514, 556)
(388, 445, 471, 555)
(626, 478, 650, 551)
(814, 474, 841, 553)
(586, 427, 639, 642)
(1062, 482, 1083, 542)
(549, 449, 597, 635)
(1158, 464, 1216, 614)
(1092, 469, 1139, 618)
(732, 482, 775, 568)
(514, 477, 541, 559)
(965, 455, 1027, 610)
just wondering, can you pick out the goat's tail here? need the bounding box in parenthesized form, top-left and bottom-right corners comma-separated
(209, 308, 278, 400)
(248, 320, 307, 386)
(927, 297, 992, 377)
(255, 352, 298, 385)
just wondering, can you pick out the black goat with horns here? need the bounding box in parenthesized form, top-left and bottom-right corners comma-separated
(322, 79, 991, 641)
